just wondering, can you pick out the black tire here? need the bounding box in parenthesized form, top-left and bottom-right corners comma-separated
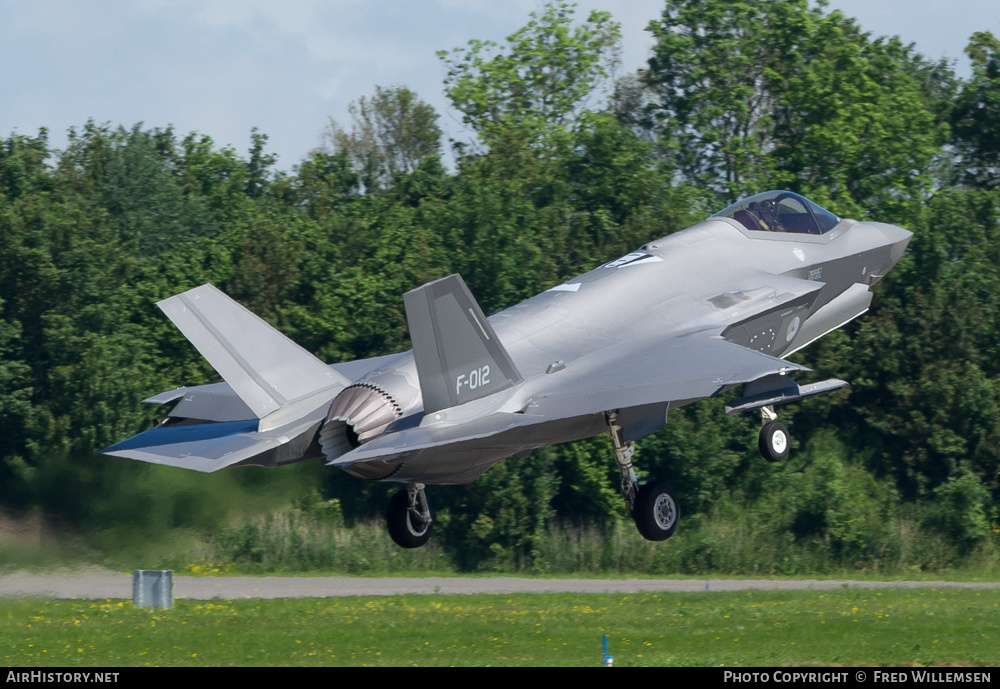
(633, 482, 680, 541)
(386, 489, 433, 549)
(758, 421, 790, 462)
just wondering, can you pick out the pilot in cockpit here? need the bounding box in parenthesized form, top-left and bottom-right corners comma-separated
(716, 191, 840, 235)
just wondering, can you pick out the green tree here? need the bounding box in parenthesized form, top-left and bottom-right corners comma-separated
(952, 31, 1000, 189)
(644, 0, 780, 199)
(439, 2, 620, 149)
(0, 299, 33, 506)
(840, 189, 1000, 499)
(56, 122, 220, 255)
(930, 467, 996, 551)
(326, 86, 442, 192)
(0, 130, 51, 200)
(245, 127, 277, 199)
(643, 0, 943, 214)
(287, 151, 359, 220)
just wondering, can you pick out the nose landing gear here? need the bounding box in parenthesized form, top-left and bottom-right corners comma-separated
(758, 405, 790, 462)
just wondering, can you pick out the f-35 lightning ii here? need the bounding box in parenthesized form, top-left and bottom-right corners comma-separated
(103, 191, 911, 547)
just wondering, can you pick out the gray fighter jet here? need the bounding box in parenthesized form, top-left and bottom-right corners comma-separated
(103, 191, 911, 547)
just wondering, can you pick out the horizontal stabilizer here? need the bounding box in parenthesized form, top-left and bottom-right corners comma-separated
(404, 274, 522, 413)
(154, 382, 256, 422)
(101, 420, 284, 473)
(158, 284, 350, 419)
(142, 388, 188, 405)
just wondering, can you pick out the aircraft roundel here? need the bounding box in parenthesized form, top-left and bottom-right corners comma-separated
(786, 316, 801, 343)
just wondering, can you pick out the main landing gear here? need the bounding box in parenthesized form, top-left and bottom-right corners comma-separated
(606, 411, 680, 542)
(386, 482, 433, 548)
(634, 482, 680, 541)
(757, 405, 790, 463)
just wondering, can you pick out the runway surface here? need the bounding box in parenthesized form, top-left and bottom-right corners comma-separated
(1, 571, 999, 600)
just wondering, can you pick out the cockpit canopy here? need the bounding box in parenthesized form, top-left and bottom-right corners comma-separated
(714, 191, 840, 235)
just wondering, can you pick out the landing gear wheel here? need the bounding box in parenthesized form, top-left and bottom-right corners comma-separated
(633, 482, 680, 541)
(759, 421, 790, 462)
(386, 488, 433, 548)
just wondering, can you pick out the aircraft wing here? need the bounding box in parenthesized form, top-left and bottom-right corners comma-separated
(329, 412, 545, 466)
(333, 335, 806, 466)
(529, 334, 808, 421)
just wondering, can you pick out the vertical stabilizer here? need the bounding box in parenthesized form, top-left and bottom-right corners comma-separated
(158, 284, 350, 418)
(404, 274, 522, 413)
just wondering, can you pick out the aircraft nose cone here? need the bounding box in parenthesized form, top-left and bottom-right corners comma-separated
(881, 224, 912, 266)
(863, 222, 912, 284)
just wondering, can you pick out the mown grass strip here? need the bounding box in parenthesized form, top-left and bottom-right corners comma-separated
(3, 588, 997, 667)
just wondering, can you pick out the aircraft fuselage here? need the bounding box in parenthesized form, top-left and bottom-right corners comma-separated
(332, 213, 910, 484)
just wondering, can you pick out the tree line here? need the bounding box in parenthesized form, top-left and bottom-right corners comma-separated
(1, 1, 998, 571)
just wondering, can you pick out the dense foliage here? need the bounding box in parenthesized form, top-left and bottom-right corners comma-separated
(1, 1, 998, 572)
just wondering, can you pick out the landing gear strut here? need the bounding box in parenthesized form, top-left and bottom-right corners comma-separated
(605, 411, 639, 513)
(758, 405, 790, 462)
(605, 411, 680, 542)
(386, 482, 433, 548)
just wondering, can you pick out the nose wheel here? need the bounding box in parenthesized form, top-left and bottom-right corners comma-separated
(758, 406, 790, 462)
(387, 483, 433, 548)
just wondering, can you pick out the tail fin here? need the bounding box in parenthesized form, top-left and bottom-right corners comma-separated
(404, 274, 522, 414)
(157, 284, 350, 419)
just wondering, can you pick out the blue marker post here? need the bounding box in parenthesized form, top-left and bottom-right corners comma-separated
(602, 633, 613, 667)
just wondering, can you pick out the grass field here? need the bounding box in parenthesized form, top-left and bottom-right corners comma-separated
(3, 588, 998, 666)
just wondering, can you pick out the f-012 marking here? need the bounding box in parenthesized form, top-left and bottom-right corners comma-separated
(457, 365, 491, 396)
